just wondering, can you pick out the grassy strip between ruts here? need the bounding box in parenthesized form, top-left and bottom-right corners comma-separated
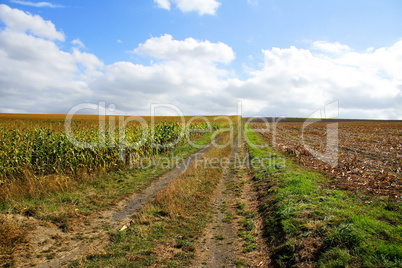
(0, 130, 223, 266)
(246, 125, 402, 268)
(70, 130, 233, 267)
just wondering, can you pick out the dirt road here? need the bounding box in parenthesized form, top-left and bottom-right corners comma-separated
(191, 135, 270, 267)
(12, 132, 270, 267)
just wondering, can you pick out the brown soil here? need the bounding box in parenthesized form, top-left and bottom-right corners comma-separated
(253, 121, 402, 198)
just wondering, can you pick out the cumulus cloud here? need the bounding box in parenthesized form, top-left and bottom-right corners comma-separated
(10, 0, 63, 8)
(90, 35, 236, 115)
(0, 4, 64, 40)
(0, 7, 232, 115)
(233, 42, 402, 119)
(0, 29, 102, 113)
(71, 38, 85, 49)
(154, 0, 171, 10)
(154, 0, 221, 15)
(0, 5, 401, 119)
(311, 41, 352, 55)
(0, 5, 102, 113)
(133, 34, 235, 64)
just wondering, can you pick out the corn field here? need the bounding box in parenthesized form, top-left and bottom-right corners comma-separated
(0, 117, 221, 181)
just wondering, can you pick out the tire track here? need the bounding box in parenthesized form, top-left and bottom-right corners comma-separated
(191, 130, 270, 267)
(191, 133, 241, 267)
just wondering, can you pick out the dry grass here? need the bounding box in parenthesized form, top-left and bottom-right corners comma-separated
(0, 215, 27, 267)
(0, 173, 81, 203)
(152, 133, 232, 219)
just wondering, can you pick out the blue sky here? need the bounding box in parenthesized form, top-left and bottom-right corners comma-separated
(26, 0, 402, 66)
(1, 0, 402, 118)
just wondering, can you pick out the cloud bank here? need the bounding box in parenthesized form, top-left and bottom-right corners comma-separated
(0, 4, 401, 119)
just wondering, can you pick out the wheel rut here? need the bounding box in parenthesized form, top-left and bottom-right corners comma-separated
(191, 134, 270, 268)
(191, 137, 240, 267)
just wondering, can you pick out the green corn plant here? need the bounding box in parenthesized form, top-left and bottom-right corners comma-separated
(0, 118, 221, 181)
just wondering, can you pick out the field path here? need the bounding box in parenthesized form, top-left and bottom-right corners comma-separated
(191, 134, 270, 268)
(190, 140, 240, 267)
(13, 138, 222, 268)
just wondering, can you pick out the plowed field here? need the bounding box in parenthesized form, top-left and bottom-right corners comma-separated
(252, 121, 402, 198)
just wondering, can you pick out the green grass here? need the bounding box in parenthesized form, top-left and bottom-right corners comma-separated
(222, 211, 233, 223)
(215, 235, 225, 240)
(246, 125, 402, 267)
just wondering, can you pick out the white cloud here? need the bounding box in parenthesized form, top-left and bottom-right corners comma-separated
(232, 41, 402, 119)
(0, 4, 64, 40)
(337, 41, 402, 81)
(0, 5, 401, 119)
(72, 48, 104, 79)
(154, 0, 221, 15)
(311, 41, 351, 55)
(133, 34, 235, 64)
(10, 0, 63, 8)
(0, 6, 233, 115)
(0, 5, 102, 113)
(247, 0, 259, 6)
(71, 38, 85, 49)
(154, 0, 171, 10)
(90, 35, 235, 114)
(0, 30, 94, 113)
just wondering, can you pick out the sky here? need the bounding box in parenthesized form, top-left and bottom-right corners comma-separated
(0, 0, 402, 118)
